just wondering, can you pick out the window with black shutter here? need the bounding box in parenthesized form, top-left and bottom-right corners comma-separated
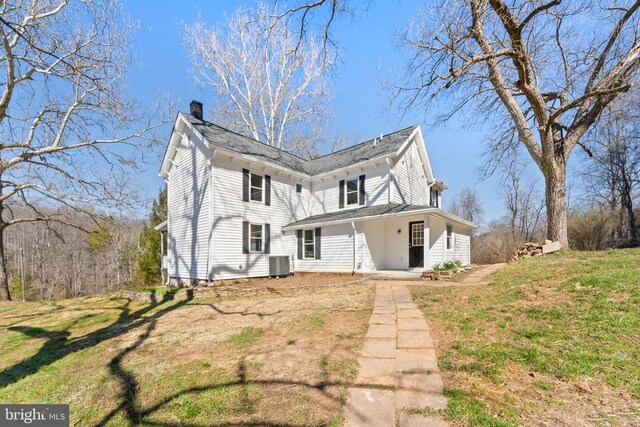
(250, 174, 263, 202)
(304, 229, 315, 259)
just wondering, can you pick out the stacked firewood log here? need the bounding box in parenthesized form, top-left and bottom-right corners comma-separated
(512, 240, 560, 260)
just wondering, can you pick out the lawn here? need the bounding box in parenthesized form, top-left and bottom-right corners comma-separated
(0, 278, 374, 426)
(412, 249, 640, 427)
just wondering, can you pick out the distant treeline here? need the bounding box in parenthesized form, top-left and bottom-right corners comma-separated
(4, 207, 146, 300)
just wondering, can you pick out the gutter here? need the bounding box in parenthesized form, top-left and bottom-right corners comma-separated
(281, 207, 477, 231)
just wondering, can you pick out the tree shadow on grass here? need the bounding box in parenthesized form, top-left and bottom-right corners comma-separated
(93, 316, 364, 427)
(97, 353, 351, 427)
(0, 290, 195, 389)
(3, 290, 363, 426)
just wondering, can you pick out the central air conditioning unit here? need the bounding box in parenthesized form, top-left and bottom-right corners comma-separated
(269, 256, 291, 278)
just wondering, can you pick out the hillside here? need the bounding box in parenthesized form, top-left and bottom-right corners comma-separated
(413, 249, 640, 426)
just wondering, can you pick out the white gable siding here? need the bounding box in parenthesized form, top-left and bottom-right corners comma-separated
(167, 137, 210, 280)
(309, 164, 390, 215)
(294, 223, 354, 272)
(392, 141, 430, 205)
(210, 155, 307, 280)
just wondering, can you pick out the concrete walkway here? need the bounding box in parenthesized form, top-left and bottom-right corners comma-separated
(457, 263, 506, 285)
(344, 283, 447, 427)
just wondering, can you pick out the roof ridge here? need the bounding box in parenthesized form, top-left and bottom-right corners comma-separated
(181, 112, 309, 162)
(182, 112, 418, 164)
(307, 125, 418, 161)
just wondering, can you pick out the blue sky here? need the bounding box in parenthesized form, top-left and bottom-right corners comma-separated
(123, 0, 548, 224)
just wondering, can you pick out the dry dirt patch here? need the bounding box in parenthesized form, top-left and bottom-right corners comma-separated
(0, 280, 374, 426)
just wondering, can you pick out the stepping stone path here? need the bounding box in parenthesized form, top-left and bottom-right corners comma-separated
(344, 283, 448, 426)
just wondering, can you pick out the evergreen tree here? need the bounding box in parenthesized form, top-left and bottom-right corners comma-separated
(134, 188, 167, 286)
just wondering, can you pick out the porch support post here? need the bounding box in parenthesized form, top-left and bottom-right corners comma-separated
(423, 215, 431, 269)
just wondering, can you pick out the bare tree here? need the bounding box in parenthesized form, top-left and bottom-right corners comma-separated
(448, 187, 484, 224)
(183, 2, 335, 154)
(0, 0, 167, 301)
(503, 167, 546, 243)
(582, 94, 640, 246)
(392, 0, 640, 247)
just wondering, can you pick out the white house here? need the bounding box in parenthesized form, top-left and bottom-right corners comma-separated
(156, 101, 476, 283)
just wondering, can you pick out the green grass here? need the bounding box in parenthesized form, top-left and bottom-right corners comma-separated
(292, 312, 326, 332)
(140, 286, 180, 296)
(225, 327, 265, 346)
(413, 248, 640, 424)
(0, 284, 373, 426)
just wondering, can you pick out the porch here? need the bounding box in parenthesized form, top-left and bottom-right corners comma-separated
(356, 213, 450, 273)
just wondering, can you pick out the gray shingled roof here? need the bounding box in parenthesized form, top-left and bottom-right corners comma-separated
(284, 203, 432, 228)
(182, 113, 417, 176)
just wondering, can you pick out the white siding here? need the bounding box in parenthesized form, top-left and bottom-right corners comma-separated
(309, 164, 390, 215)
(429, 217, 446, 268)
(294, 223, 354, 272)
(392, 141, 430, 205)
(362, 220, 386, 272)
(167, 136, 210, 280)
(210, 155, 305, 280)
(452, 226, 471, 265)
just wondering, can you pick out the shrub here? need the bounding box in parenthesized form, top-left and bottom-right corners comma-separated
(435, 260, 464, 271)
(568, 209, 611, 250)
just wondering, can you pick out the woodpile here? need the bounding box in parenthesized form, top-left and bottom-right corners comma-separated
(512, 240, 561, 261)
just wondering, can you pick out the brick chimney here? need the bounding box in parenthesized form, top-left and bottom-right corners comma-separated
(190, 100, 203, 120)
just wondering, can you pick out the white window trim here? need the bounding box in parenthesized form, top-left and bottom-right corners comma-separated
(344, 177, 360, 207)
(446, 225, 454, 250)
(303, 229, 315, 259)
(411, 223, 424, 247)
(250, 172, 264, 203)
(249, 223, 263, 253)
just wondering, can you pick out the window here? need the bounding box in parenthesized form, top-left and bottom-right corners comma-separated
(296, 183, 302, 193)
(430, 189, 439, 208)
(446, 225, 453, 250)
(346, 178, 359, 206)
(411, 223, 424, 246)
(304, 229, 315, 259)
(250, 224, 263, 252)
(250, 173, 263, 202)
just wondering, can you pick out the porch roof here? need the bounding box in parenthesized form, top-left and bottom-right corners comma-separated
(282, 203, 477, 230)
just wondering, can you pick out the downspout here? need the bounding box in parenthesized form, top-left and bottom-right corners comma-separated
(352, 221, 357, 274)
(207, 149, 217, 285)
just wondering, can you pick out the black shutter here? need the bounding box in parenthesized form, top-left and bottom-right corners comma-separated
(339, 179, 345, 208)
(242, 169, 250, 202)
(296, 183, 302, 193)
(264, 223, 270, 254)
(359, 175, 365, 205)
(296, 230, 303, 259)
(265, 175, 271, 206)
(315, 228, 321, 259)
(242, 221, 249, 254)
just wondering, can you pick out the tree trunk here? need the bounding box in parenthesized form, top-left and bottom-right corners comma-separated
(544, 162, 569, 247)
(0, 226, 11, 301)
(620, 176, 638, 247)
